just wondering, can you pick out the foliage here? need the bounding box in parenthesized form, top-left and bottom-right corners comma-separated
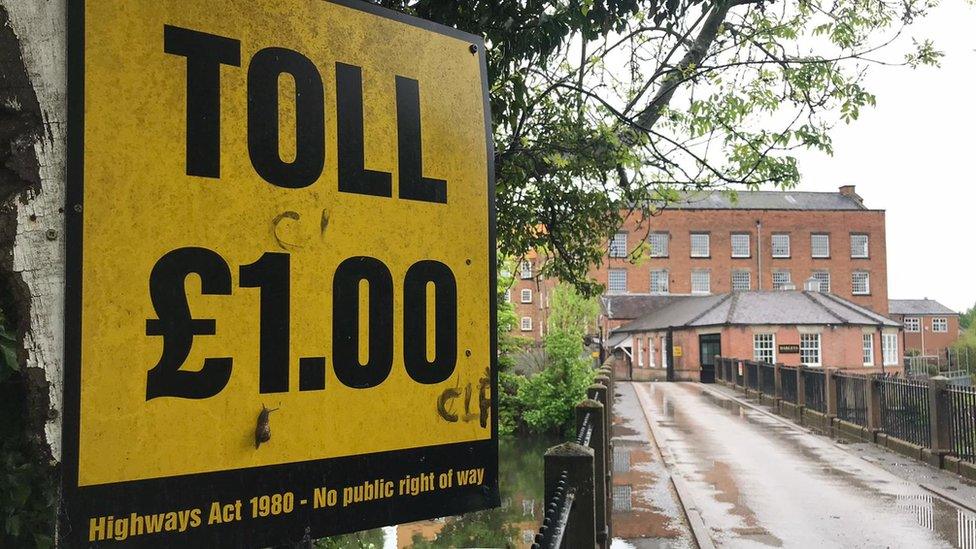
(0, 308, 56, 549)
(315, 529, 385, 548)
(497, 257, 530, 372)
(497, 370, 526, 437)
(547, 284, 600, 336)
(518, 330, 596, 436)
(376, 0, 942, 295)
(961, 303, 975, 331)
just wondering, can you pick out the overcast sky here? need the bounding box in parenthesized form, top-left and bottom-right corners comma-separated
(768, 0, 975, 313)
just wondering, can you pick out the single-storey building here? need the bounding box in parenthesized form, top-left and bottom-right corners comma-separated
(608, 289, 903, 382)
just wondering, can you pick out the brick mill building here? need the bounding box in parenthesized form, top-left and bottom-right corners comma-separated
(889, 299, 961, 356)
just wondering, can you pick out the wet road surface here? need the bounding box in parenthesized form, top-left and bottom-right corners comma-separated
(634, 382, 976, 548)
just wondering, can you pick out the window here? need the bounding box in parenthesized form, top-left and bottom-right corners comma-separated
(852, 271, 870, 295)
(520, 289, 532, 303)
(811, 234, 830, 258)
(609, 232, 628, 258)
(691, 270, 710, 294)
(810, 270, 830, 292)
(608, 269, 627, 294)
(648, 232, 669, 257)
(754, 333, 775, 364)
(650, 270, 669, 293)
(772, 270, 792, 290)
(731, 233, 750, 258)
(800, 333, 821, 366)
(933, 317, 948, 333)
(882, 333, 898, 366)
(771, 234, 790, 258)
(851, 234, 869, 258)
(520, 317, 532, 331)
(904, 317, 920, 332)
(862, 333, 874, 366)
(503, 289, 511, 303)
(690, 233, 710, 257)
(731, 270, 751, 291)
(520, 260, 532, 279)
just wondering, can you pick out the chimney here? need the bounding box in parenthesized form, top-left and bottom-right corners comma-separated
(804, 277, 821, 291)
(839, 185, 863, 206)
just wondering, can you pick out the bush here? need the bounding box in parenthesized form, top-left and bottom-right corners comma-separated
(515, 330, 595, 437)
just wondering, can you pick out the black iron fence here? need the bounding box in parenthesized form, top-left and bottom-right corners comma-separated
(947, 386, 976, 463)
(745, 361, 759, 391)
(532, 363, 614, 548)
(760, 362, 776, 396)
(879, 377, 930, 448)
(803, 368, 827, 413)
(781, 365, 798, 403)
(835, 374, 868, 427)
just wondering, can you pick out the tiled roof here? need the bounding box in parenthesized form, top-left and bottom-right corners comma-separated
(600, 293, 689, 319)
(889, 299, 958, 316)
(662, 190, 867, 211)
(613, 290, 899, 333)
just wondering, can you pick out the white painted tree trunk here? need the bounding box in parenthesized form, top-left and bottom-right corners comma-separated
(2, 0, 67, 463)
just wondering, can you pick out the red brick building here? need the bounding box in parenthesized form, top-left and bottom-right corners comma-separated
(889, 299, 961, 356)
(508, 251, 557, 342)
(609, 290, 902, 382)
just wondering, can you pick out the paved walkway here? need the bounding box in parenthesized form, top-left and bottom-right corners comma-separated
(632, 381, 976, 548)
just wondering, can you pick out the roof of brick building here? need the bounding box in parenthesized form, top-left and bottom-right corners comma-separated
(889, 299, 958, 316)
(600, 293, 688, 319)
(663, 189, 868, 211)
(613, 290, 899, 333)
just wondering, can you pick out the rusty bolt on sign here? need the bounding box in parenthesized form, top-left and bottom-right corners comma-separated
(46, 229, 58, 241)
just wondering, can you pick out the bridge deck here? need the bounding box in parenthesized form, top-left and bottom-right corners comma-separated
(628, 381, 976, 548)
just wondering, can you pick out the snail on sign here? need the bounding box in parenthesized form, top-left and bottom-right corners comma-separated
(255, 405, 279, 449)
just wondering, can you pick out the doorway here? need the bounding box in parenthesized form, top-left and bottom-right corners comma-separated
(698, 334, 721, 383)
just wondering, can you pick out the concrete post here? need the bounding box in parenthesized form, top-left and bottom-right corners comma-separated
(929, 376, 951, 466)
(774, 363, 783, 399)
(544, 442, 595, 548)
(866, 375, 882, 438)
(825, 368, 838, 417)
(796, 365, 807, 423)
(577, 398, 608, 548)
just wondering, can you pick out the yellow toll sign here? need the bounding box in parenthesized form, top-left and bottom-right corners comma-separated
(62, 1, 497, 546)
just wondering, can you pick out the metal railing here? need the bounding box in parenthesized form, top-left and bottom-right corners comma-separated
(835, 374, 868, 427)
(879, 377, 931, 448)
(532, 363, 614, 548)
(947, 386, 976, 463)
(760, 362, 776, 396)
(803, 368, 827, 413)
(745, 360, 759, 391)
(735, 359, 744, 386)
(781, 365, 798, 403)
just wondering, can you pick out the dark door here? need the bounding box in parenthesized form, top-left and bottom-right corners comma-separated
(699, 334, 721, 383)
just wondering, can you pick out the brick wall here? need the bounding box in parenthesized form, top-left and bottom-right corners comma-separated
(891, 313, 961, 355)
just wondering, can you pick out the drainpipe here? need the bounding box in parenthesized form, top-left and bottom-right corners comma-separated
(756, 219, 763, 290)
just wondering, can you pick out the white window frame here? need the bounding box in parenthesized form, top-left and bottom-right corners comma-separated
(520, 260, 533, 279)
(648, 337, 656, 368)
(771, 234, 791, 258)
(520, 289, 532, 303)
(800, 333, 821, 366)
(690, 233, 710, 258)
(607, 269, 627, 294)
(851, 234, 870, 258)
(932, 317, 948, 333)
(754, 333, 776, 364)
(811, 233, 830, 258)
(520, 316, 532, 331)
(609, 232, 628, 258)
(731, 233, 750, 258)
(882, 333, 898, 366)
(862, 333, 874, 366)
(650, 270, 669, 294)
(811, 270, 830, 293)
(731, 270, 751, 291)
(648, 232, 669, 258)
(691, 270, 710, 295)
(904, 317, 920, 333)
(852, 271, 870, 295)
(772, 270, 792, 290)
(503, 289, 511, 303)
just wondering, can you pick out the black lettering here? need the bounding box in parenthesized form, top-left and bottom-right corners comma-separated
(332, 257, 394, 388)
(395, 76, 447, 203)
(146, 247, 232, 399)
(403, 260, 457, 383)
(247, 48, 325, 188)
(163, 26, 241, 178)
(239, 252, 290, 393)
(336, 63, 392, 197)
